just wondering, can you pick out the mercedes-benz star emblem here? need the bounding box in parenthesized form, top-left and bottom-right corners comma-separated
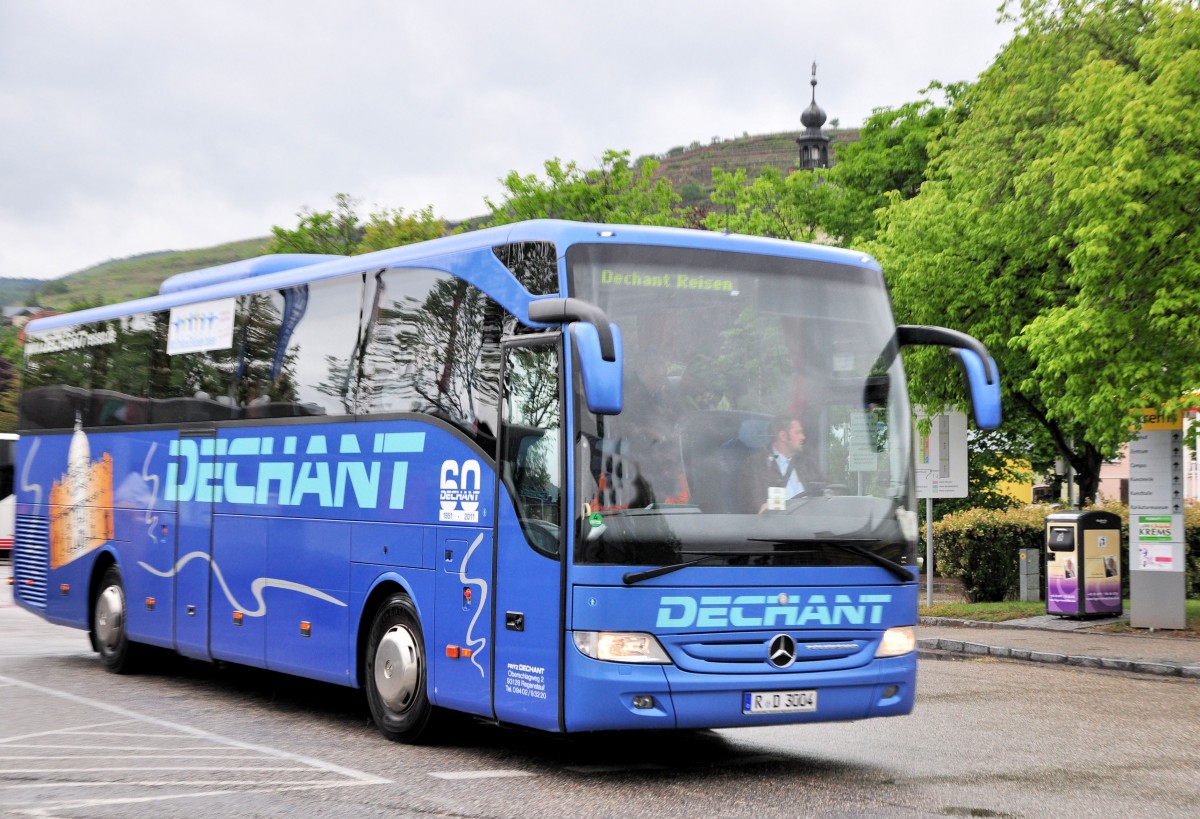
(768, 634, 797, 669)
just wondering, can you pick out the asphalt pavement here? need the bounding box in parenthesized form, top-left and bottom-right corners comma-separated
(919, 613, 1200, 679)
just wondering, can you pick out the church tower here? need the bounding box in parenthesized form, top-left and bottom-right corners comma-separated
(796, 62, 832, 170)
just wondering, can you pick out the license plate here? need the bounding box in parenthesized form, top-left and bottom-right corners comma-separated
(743, 689, 817, 714)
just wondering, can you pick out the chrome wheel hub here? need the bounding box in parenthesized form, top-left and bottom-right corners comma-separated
(95, 585, 125, 651)
(374, 625, 420, 713)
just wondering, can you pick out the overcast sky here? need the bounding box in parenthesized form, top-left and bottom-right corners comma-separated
(0, 1, 1015, 281)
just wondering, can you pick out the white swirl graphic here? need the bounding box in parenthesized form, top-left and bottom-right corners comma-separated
(138, 551, 346, 616)
(19, 436, 43, 508)
(141, 442, 161, 544)
(457, 533, 489, 677)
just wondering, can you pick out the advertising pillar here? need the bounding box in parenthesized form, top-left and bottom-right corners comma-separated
(1128, 411, 1187, 629)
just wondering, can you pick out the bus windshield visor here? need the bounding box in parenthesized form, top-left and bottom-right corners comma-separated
(569, 244, 917, 571)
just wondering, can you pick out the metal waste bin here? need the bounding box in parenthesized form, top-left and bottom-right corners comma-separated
(1044, 510, 1122, 617)
(1018, 546, 1041, 603)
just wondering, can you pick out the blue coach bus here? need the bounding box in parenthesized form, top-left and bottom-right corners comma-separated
(10, 221, 999, 742)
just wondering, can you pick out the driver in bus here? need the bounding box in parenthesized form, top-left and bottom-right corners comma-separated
(741, 415, 818, 513)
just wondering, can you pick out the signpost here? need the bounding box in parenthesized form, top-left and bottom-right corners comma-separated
(1128, 411, 1187, 628)
(915, 409, 969, 606)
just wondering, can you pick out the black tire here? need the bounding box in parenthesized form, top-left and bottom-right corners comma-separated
(364, 593, 435, 743)
(93, 565, 142, 674)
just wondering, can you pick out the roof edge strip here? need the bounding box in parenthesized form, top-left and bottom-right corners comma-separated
(158, 253, 347, 294)
(25, 220, 879, 336)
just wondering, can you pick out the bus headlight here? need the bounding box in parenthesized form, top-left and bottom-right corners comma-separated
(573, 631, 671, 663)
(875, 626, 917, 658)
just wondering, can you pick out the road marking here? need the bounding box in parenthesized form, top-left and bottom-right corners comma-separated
(0, 673, 391, 813)
(428, 770, 537, 780)
(0, 674, 390, 785)
(0, 721, 127, 745)
(4, 781, 374, 814)
(6, 766, 317, 774)
(0, 754, 268, 761)
(4, 779, 363, 791)
(43, 730, 199, 737)
(0, 744, 262, 752)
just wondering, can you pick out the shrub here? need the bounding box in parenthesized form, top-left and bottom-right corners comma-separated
(932, 506, 1047, 602)
(932, 501, 1200, 602)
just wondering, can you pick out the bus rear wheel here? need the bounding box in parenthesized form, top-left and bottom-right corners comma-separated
(364, 593, 434, 743)
(93, 565, 142, 673)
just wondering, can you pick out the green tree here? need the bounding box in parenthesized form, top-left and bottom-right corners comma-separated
(486, 150, 681, 226)
(873, 0, 1200, 503)
(0, 326, 21, 432)
(822, 87, 961, 245)
(269, 192, 364, 256)
(705, 166, 834, 242)
(271, 194, 449, 257)
(359, 205, 447, 253)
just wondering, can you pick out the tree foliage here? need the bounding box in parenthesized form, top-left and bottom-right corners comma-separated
(269, 192, 365, 256)
(821, 86, 961, 245)
(705, 166, 833, 241)
(359, 205, 447, 253)
(0, 326, 20, 432)
(270, 194, 447, 256)
(872, 0, 1200, 503)
(485, 150, 681, 226)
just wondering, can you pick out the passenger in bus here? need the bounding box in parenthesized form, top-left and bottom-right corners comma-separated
(740, 415, 818, 513)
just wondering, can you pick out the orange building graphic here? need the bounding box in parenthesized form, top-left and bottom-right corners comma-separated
(49, 426, 114, 569)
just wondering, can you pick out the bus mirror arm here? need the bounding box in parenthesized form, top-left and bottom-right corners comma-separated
(896, 325, 995, 385)
(896, 325, 1002, 431)
(528, 298, 617, 362)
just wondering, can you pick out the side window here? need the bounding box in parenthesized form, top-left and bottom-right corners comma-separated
(262, 276, 367, 417)
(359, 267, 505, 454)
(22, 318, 154, 429)
(186, 278, 363, 420)
(500, 342, 562, 557)
(19, 276, 368, 428)
(159, 292, 300, 419)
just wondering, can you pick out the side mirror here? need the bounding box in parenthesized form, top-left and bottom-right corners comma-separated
(572, 323, 623, 415)
(529, 297, 624, 415)
(951, 348, 1002, 430)
(896, 325, 1002, 430)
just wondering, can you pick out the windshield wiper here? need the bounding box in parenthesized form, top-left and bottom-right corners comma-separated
(747, 537, 916, 582)
(622, 551, 782, 585)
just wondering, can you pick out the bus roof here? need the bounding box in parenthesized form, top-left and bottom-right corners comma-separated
(158, 253, 346, 294)
(25, 220, 881, 335)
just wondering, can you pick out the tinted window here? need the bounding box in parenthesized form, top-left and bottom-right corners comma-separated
(22, 277, 366, 428)
(494, 242, 558, 296)
(358, 267, 507, 453)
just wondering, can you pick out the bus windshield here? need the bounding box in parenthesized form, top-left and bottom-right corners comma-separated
(570, 243, 916, 571)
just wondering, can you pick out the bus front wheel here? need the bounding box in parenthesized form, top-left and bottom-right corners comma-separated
(93, 565, 141, 673)
(365, 593, 434, 743)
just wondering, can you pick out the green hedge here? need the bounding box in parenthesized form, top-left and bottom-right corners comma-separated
(931, 503, 1200, 603)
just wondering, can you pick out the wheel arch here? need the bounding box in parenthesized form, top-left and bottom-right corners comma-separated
(355, 571, 424, 690)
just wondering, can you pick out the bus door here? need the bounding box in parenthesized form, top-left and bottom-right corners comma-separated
(491, 338, 564, 731)
(173, 429, 216, 661)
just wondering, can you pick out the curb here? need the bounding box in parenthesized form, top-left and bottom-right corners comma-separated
(919, 615, 1126, 633)
(918, 637, 1200, 679)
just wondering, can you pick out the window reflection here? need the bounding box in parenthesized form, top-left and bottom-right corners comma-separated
(501, 343, 561, 557)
